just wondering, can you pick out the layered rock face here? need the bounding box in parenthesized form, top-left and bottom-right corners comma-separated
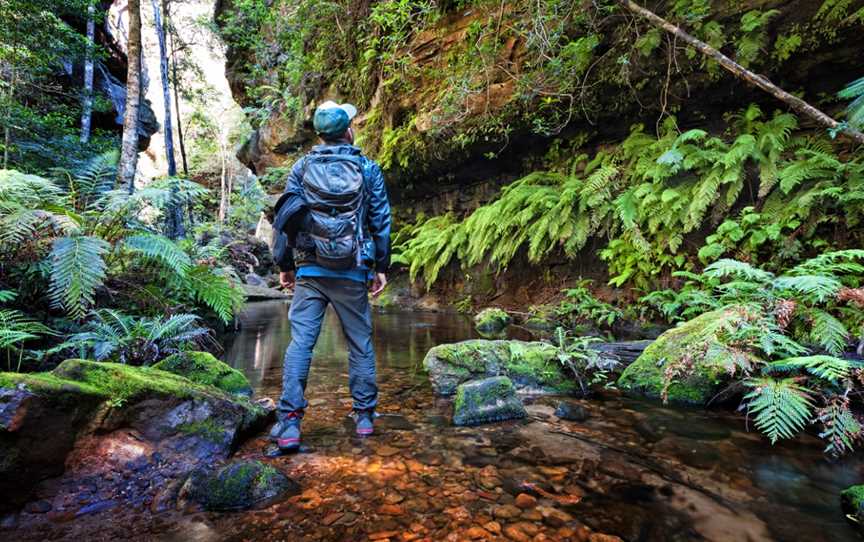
(218, 0, 864, 199)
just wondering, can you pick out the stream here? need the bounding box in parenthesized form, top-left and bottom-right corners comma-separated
(209, 301, 864, 542)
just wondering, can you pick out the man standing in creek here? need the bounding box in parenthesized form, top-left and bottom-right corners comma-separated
(270, 100, 392, 452)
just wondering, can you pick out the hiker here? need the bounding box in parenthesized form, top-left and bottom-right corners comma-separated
(269, 101, 391, 452)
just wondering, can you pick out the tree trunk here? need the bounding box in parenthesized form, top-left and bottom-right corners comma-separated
(166, 3, 189, 176)
(151, 0, 184, 238)
(620, 0, 864, 146)
(218, 139, 228, 224)
(117, 0, 143, 192)
(80, 2, 96, 144)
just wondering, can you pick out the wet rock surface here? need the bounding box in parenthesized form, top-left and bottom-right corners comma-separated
(179, 460, 299, 511)
(452, 376, 527, 426)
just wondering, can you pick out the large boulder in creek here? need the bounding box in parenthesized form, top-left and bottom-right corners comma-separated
(0, 360, 268, 511)
(452, 376, 527, 426)
(153, 351, 253, 396)
(617, 306, 760, 404)
(179, 460, 299, 511)
(474, 308, 511, 336)
(423, 339, 578, 396)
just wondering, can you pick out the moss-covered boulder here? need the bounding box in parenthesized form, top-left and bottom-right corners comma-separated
(153, 351, 252, 396)
(423, 339, 578, 396)
(0, 360, 268, 511)
(617, 307, 759, 404)
(452, 376, 526, 426)
(180, 460, 299, 511)
(474, 308, 511, 336)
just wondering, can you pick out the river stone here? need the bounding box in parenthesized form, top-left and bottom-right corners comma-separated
(617, 306, 760, 404)
(474, 308, 511, 336)
(423, 339, 578, 396)
(554, 401, 590, 422)
(153, 351, 252, 396)
(180, 460, 299, 511)
(452, 376, 527, 426)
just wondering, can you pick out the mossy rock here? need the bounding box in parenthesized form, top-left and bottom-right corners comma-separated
(0, 359, 263, 417)
(617, 306, 760, 404)
(180, 460, 299, 511)
(153, 352, 252, 396)
(452, 376, 526, 426)
(423, 339, 578, 396)
(474, 307, 511, 336)
(523, 316, 558, 332)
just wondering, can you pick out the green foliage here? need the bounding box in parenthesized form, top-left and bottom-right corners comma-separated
(554, 280, 622, 330)
(839, 76, 864, 130)
(552, 328, 617, 395)
(52, 310, 214, 366)
(399, 106, 862, 291)
(48, 236, 109, 319)
(743, 376, 813, 444)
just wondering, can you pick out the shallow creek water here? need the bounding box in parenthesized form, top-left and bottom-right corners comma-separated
(210, 301, 864, 542)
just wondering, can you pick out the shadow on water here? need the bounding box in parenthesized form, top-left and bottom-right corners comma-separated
(222, 302, 864, 542)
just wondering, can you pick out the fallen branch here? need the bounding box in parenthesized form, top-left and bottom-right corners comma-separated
(619, 0, 864, 146)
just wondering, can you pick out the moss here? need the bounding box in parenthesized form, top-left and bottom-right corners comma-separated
(1, 359, 263, 415)
(452, 376, 527, 426)
(505, 342, 578, 393)
(474, 307, 511, 334)
(178, 419, 227, 443)
(617, 307, 757, 404)
(842, 485, 864, 511)
(153, 352, 252, 396)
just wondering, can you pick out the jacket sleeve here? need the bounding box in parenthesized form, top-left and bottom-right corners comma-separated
(365, 160, 392, 273)
(273, 159, 306, 272)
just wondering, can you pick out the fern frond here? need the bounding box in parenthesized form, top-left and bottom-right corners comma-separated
(771, 274, 842, 303)
(48, 236, 109, 319)
(123, 234, 192, 275)
(184, 265, 245, 324)
(744, 376, 813, 443)
(767, 355, 857, 383)
(704, 259, 774, 283)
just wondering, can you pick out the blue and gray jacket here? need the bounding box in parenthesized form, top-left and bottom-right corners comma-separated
(272, 143, 392, 274)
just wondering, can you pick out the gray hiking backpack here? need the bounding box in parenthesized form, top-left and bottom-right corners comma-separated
(301, 153, 365, 270)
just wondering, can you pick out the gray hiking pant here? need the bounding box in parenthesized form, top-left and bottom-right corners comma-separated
(278, 277, 377, 418)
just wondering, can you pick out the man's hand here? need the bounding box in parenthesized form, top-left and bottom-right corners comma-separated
(371, 272, 387, 298)
(279, 271, 295, 290)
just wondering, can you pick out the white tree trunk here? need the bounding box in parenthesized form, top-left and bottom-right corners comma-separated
(80, 2, 95, 144)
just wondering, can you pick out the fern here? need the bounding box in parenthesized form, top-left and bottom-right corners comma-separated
(767, 355, 857, 383)
(48, 236, 109, 319)
(184, 265, 245, 324)
(817, 397, 862, 456)
(839, 76, 864, 129)
(743, 376, 813, 443)
(123, 234, 192, 275)
(704, 259, 774, 283)
(804, 309, 849, 356)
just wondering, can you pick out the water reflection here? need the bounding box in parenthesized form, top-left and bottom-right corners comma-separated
(223, 302, 476, 397)
(222, 302, 864, 542)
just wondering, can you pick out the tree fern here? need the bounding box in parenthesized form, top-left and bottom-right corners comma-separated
(743, 376, 813, 444)
(48, 236, 109, 319)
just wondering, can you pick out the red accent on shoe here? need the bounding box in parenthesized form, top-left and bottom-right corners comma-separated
(356, 428, 373, 435)
(277, 438, 300, 447)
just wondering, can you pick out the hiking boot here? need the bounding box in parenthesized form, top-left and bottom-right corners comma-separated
(355, 409, 374, 437)
(271, 412, 303, 451)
